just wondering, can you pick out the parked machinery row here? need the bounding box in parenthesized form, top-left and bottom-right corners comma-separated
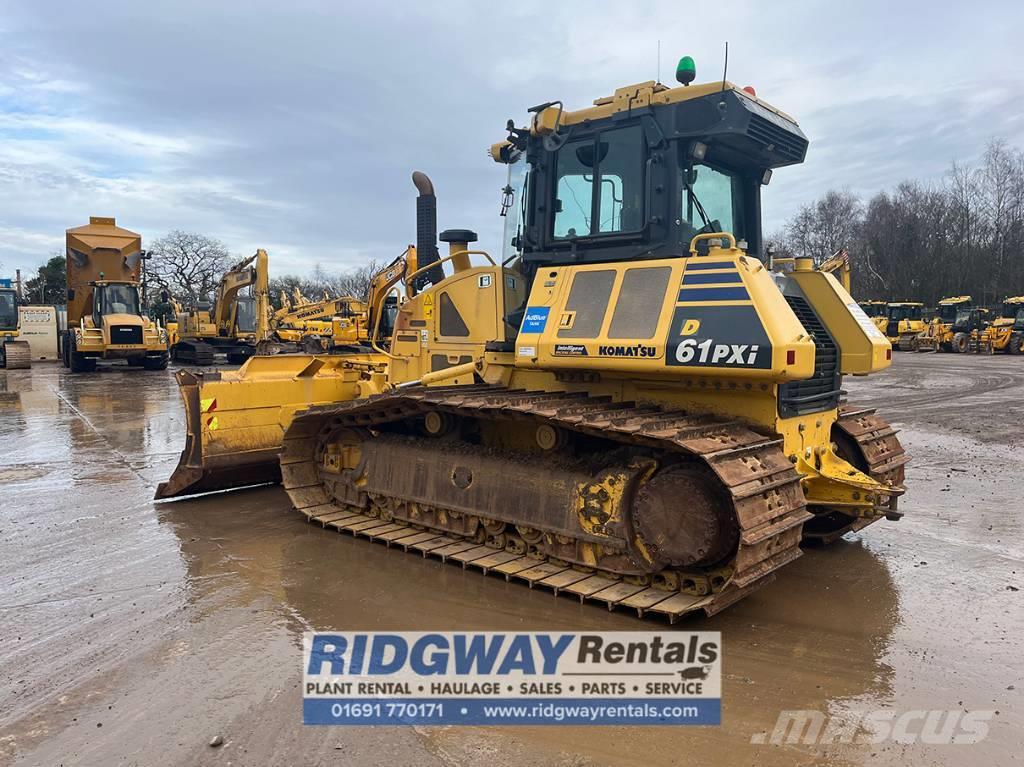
(860, 296, 1024, 354)
(21, 217, 384, 374)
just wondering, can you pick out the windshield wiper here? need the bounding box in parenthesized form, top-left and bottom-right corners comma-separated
(684, 181, 712, 230)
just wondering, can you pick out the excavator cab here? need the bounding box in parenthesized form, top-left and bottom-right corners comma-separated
(0, 286, 31, 369)
(0, 288, 17, 332)
(234, 295, 257, 334)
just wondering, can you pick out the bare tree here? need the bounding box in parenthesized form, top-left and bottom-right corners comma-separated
(335, 260, 383, 302)
(774, 137, 1024, 307)
(148, 231, 231, 305)
(268, 259, 384, 311)
(785, 190, 863, 263)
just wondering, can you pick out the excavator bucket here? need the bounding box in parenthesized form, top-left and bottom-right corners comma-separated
(156, 353, 385, 500)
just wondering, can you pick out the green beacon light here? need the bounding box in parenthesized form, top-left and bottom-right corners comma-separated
(676, 55, 696, 86)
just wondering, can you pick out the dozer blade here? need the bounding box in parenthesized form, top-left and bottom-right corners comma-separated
(156, 353, 384, 500)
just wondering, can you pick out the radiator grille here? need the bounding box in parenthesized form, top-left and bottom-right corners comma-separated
(110, 324, 143, 345)
(779, 296, 841, 417)
(747, 113, 807, 164)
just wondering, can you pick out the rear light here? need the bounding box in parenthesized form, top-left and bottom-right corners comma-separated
(886, 349, 892, 360)
(786, 350, 796, 365)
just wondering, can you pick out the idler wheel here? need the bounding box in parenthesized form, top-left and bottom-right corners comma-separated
(631, 466, 738, 567)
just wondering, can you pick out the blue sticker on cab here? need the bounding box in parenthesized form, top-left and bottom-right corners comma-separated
(520, 307, 550, 334)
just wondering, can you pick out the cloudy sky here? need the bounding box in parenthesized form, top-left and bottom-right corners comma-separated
(1, 0, 1022, 279)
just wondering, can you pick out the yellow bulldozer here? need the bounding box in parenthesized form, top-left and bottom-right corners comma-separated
(883, 302, 927, 351)
(0, 285, 32, 370)
(158, 64, 907, 620)
(63, 217, 169, 372)
(170, 250, 272, 365)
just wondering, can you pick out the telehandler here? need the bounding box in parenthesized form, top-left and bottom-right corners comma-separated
(160, 63, 907, 620)
(969, 297, 1024, 354)
(0, 286, 32, 369)
(917, 296, 971, 352)
(63, 217, 169, 372)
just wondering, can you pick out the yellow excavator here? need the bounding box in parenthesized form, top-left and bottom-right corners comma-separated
(156, 247, 415, 497)
(272, 292, 368, 353)
(63, 217, 169, 372)
(818, 249, 851, 292)
(0, 285, 32, 369)
(159, 63, 907, 620)
(171, 250, 271, 365)
(325, 248, 411, 351)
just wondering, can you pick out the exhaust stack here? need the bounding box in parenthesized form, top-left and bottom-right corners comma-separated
(412, 171, 445, 288)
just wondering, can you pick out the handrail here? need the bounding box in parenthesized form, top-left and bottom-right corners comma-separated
(688, 232, 737, 256)
(402, 250, 495, 291)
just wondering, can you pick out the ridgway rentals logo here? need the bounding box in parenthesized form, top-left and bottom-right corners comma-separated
(304, 631, 721, 726)
(752, 709, 995, 745)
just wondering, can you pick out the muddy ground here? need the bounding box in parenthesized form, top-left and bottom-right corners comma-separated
(1, 355, 1021, 766)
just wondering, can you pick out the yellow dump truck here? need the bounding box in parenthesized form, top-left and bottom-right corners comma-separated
(63, 217, 169, 372)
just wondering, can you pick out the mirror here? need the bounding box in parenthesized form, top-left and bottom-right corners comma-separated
(575, 141, 609, 169)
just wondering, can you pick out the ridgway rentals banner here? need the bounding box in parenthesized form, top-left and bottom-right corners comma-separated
(303, 631, 721, 726)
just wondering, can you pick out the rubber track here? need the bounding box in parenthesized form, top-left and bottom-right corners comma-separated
(280, 385, 812, 622)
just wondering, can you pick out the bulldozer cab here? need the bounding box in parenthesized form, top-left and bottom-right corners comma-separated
(859, 301, 887, 318)
(0, 288, 18, 332)
(498, 80, 807, 273)
(885, 303, 923, 337)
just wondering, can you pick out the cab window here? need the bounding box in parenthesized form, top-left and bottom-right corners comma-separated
(553, 125, 644, 239)
(679, 162, 745, 245)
